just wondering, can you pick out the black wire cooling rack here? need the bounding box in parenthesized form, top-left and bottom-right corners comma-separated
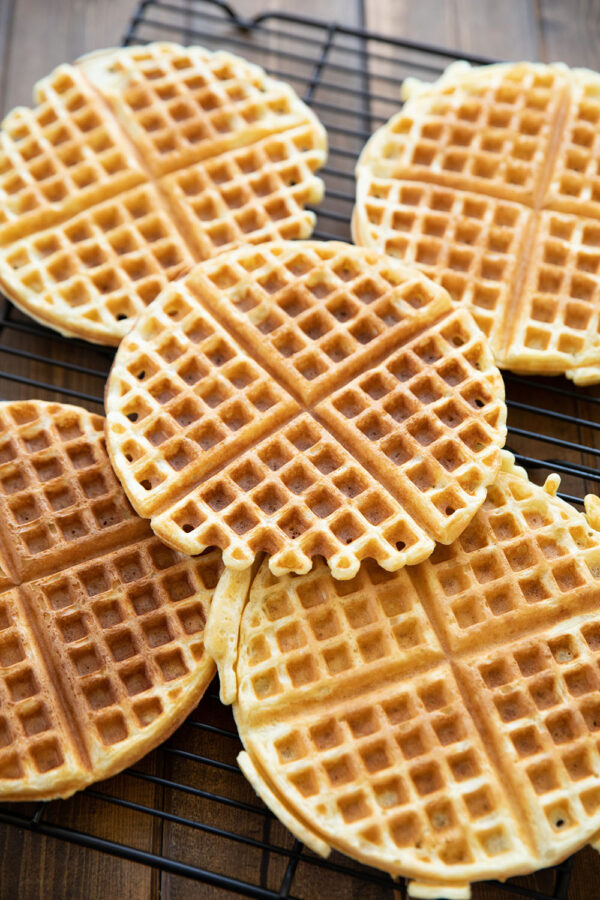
(0, 0, 597, 897)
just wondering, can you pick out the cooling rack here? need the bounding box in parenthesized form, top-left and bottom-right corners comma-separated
(0, 0, 595, 896)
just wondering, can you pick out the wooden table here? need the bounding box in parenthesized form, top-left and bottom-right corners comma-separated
(0, 0, 599, 897)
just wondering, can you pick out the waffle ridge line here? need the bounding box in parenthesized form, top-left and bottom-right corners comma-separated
(192, 259, 454, 410)
(79, 62, 219, 267)
(533, 77, 573, 211)
(103, 292, 304, 519)
(355, 62, 600, 379)
(497, 83, 573, 361)
(16, 582, 93, 773)
(181, 279, 308, 409)
(0, 44, 327, 343)
(401, 535, 541, 856)
(411, 551, 541, 856)
(146, 408, 304, 520)
(410, 458, 600, 866)
(239, 640, 446, 730)
(496, 205, 539, 363)
(309, 403, 445, 549)
(0, 62, 147, 247)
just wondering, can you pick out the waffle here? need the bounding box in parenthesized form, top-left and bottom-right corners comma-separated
(354, 60, 600, 383)
(0, 399, 221, 801)
(78, 45, 321, 177)
(0, 183, 195, 341)
(0, 42, 326, 344)
(209, 452, 600, 896)
(106, 241, 507, 579)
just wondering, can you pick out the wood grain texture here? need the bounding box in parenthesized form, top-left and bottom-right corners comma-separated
(537, 0, 600, 67)
(1, 0, 138, 109)
(364, 0, 540, 60)
(1, 0, 600, 898)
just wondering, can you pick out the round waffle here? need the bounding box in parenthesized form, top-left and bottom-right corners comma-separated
(0, 399, 221, 801)
(0, 42, 326, 344)
(208, 453, 600, 897)
(354, 60, 600, 384)
(105, 240, 507, 579)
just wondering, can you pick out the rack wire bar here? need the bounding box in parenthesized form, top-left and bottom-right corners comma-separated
(0, 0, 593, 896)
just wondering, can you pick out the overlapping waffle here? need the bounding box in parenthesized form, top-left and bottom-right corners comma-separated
(0, 42, 326, 344)
(0, 399, 221, 800)
(208, 453, 600, 897)
(105, 240, 506, 579)
(354, 60, 600, 384)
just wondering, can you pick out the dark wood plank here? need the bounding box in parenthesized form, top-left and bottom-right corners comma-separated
(0, 826, 155, 900)
(0, 0, 16, 112)
(537, 0, 600, 67)
(364, 0, 540, 60)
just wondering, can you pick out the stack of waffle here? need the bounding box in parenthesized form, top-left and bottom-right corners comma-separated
(1, 43, 600, 900)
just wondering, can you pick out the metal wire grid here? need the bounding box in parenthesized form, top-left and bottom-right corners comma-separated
(0, 0, 596, 896)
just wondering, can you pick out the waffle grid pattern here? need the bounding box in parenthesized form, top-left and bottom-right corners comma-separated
(0, 183, 195, 338)
(161, 123, 324, 259)
(0, 42, 326, 343)
(0, 65, 145, 237)
(234, 458, 600, 888)
(79, 45, 317, 177)
(0, 399, 146, 580)
(459, 618, 600, 853)
(0, 400, 221, 800)
(107, 242, 506, 579)
(0, 586, 79, 788)
(354, 178, 532, 348)
(29, 538, 218, 758)
(354, 61, 600, 381)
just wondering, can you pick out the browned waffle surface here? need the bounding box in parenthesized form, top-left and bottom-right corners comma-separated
(78, 45, 321, 177)
(210, 453, 600, 895)
(0, 42, 326, 344)
(354, 60, 600, 383)
(106, 241, 507, 579)
(0, 400, 220, 801)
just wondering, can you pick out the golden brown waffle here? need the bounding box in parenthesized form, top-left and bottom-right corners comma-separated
(353, 179, 532, 352)
(78, 45, 320, 177)
(0, 64, 146, 239)
(354, 60, 600, 383)
(0, 42, 326, 344)
(106, 241, 506, 579)
(0, 183, 194, 340)
(0, 399, 221, 801)
(208, 453, 600, 897)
